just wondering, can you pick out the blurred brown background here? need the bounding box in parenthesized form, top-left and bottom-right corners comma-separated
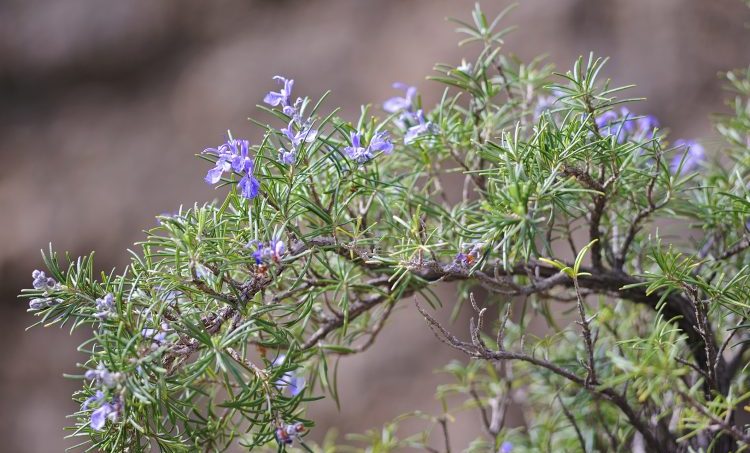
(1, 0, 748, 451)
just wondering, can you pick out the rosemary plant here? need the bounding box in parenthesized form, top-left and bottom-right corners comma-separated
(20, 4, 750, 452)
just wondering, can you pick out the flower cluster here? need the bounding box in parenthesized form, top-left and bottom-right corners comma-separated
(251, 238, 286, 265)
(595, 108, 660, 143)
(83, 364, 123, 431)
(278, 119, 317, 164)
(82, 392, 123, 431)
(203, 134, 260, 200)
(404, 109, 439, 144)
(274, 422, 306, 446)
(344, 131, 393, 164)
(94, 293, 115, 320)
(384, 83, 439, 142)
(670, 139, 705, 175)
(383, 82, 417, 115)
(28, 297, 61, 310)
(32, 269, 57, 290)
(264, 76, 296, 117)
(272, 354, 305, 397)
(141, 321, 171, 350)
(264, 76, 318, 165)
(593, 108, 705, 176)
(85, 363, 122, 388)
(28, 270, 62, 310)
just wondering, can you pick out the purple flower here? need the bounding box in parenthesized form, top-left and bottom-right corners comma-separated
(670, 139, 705, 175)
(29, 298, 47, 310)
(383, 83, 417, 114)
(203, 136, 249, 183)
(82, 390, 105, 411)
(404, 110, 439, 144)
(278, 149, 296, 165)
(94, 293, 115, 320)
(252, 238, 286, 265)
(28, 297, 61, 310)
(264, 76, 294, 111)
(229, 141, 253, 174)
(237, 174, 260, 200)
(32, 270, 57, 291)
(272, 354, 305, 397)
(203, 134, 260, 200)
(500, 441, 513, 453)
(595, 110, 628, 142)
(282, 120, 318, 149)
(85, 363, 120, 388)
(595, 110, 618, 129)
(633, 115, 660, 139)
(142, 322, 170, 349)
(203, 138, 239, 185)
(344, 132, 371, 163)
(88, 396, 122, 431)
(344, 131, 393, 164)
(595, 108, 660, 145)
(278, 120, 318, 164)
(370, 131, 394, 154)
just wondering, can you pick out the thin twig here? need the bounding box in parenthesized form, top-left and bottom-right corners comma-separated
(557, 394, 587, 452)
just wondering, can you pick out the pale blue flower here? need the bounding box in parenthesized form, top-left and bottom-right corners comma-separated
(94, 293, 115, 320)
(633, 115, 660, 139)
(282, 120, 318, 149)
(595, 110, 627, 142)
(203, 136, 249, 183)
(264, 76, 294, 109)
(203, 134, 260, 200)
(82, 390, 105, 411)
(369, 131, 394, 154)
(272, 354, 305, 397)
(28, 297, 61, 310)
(670, 139, 705, 175)
(238, 174, 260, 199)
(32, 270, 57, 291)
(29, 298, 47, 310)
(278, 148, 296, 165)
(278, 120, 318, 164)
(383, 83, 417, 114)
(203, 138, 238, 185)
(344, 132, 371, 163)
(89, 396, 121, 431)
(344, 131, 393, 164)
(500, 441, 513, 453)
(404, 110, 439, 144)
(142, 322, 170, 349)
(85, 363, 119, 388)
(252, 238, 286, 265)
(595, 108, 660, 145)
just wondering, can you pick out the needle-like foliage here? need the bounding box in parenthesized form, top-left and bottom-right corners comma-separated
(20, 3, 750, 452)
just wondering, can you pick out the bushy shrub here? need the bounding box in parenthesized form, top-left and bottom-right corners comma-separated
(21, 4, 750, 452)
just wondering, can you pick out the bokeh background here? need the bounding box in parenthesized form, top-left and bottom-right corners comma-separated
(1, 0, 749, 451)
